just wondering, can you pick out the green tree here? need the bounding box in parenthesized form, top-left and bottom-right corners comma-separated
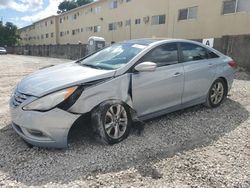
(57, 0, 93, 13)
(57, 1, 78, 13)
(0, 22, 20, 46)
(76, 0, 93, 6)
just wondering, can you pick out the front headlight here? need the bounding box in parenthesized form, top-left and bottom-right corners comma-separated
(23, 86, 77, 111)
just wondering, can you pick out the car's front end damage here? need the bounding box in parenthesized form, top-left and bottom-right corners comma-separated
(10, 99, 80, 148)
(9, 60, 134, 148)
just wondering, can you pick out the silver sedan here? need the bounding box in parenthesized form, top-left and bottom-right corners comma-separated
(9, 39, 236, 148)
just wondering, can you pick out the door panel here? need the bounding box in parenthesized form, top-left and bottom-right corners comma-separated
(180, 42, 217, 103)
(132, 43, 184, 117)
(182, 59, 216, 103)
(132, 64, 184, 117)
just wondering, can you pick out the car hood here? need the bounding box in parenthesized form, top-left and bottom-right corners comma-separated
(17, 62, 116, 97)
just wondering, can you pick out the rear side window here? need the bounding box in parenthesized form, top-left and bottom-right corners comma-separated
(141, 43, 178, 67)
(207, 50, 219, 59)
(180, 43, 207, 62)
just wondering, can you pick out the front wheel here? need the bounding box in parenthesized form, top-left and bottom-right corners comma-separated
(205, 78, 227, 108)
(91, 101, 131, 145)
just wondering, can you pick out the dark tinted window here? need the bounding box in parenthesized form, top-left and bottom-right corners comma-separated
(223, 0, 236, 14)
(141, 43, 178, 67)
(178, 9, 188, 20)
(180, 43, 207, 62)
(207, 50, 219, 59)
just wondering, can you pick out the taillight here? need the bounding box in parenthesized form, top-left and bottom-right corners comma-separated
(228, 60, 237, 69)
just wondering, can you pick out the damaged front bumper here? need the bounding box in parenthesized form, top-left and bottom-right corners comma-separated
(10, 98, 80, 148)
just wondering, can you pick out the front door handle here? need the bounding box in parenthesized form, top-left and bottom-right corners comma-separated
(173, 72, 182, 77)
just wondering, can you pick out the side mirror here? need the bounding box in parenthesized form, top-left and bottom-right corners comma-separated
(134, 62, 157, 72)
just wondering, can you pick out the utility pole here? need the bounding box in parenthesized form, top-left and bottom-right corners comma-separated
(129, 19, 132, 40)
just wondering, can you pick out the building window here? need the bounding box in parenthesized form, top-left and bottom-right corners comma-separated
(135, 18, 141, 24)
(126, 0, 131, 2)
(110, 0, 118, 9)
(51, 33, 54, 38)
(95, 6, 101, 13)
(109, 23, 117, 31)
(46, 33, 49, 38)
(178, 6, 198, 20)
(223, 0, 250, 14)
(151, 15, 166, 25)
(125, 19, 131, 26)
(86, 26, 93, 32)
(59, 18, 63, 23)
(72, 30, 75, 35)
(94, 26, 101, 33)
(50, 20, 53, 24)
(223, 0, 236, 14)
(45, 21, 47, 27)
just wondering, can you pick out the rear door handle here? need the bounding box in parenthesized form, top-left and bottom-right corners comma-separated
(173, 72, 182, 77)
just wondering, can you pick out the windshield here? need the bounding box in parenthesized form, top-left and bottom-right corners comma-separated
(79, 43, 147, 70)
(0, 47, 5, 50)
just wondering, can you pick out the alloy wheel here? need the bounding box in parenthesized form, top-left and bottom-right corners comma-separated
(210, 82, 224, 105)
(104, 104, 128, 139)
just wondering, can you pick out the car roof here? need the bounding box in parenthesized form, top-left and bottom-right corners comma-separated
(123, 39, 164, 45)
(123, 38, 201, 46)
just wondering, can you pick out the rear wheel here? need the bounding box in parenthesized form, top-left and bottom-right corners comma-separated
(205, 78, 227, 108)
(91, 101, 131, 145)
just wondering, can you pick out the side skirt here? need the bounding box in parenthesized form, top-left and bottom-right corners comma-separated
(138, 97, 206, 121)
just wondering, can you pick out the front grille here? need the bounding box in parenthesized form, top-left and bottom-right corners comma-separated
(12, 91, 30, 107)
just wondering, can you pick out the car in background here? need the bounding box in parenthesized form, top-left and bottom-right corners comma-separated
(9, 39, 236, 148)
(0, 47, 7, 55)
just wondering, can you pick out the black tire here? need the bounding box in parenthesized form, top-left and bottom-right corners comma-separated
(205, 78, 227, 108)
(91, 100, 132, 145)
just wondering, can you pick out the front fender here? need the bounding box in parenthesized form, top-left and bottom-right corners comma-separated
(68, 74, 133, 114)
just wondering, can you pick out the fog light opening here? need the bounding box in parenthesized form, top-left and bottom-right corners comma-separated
(27, 129, 45, 137)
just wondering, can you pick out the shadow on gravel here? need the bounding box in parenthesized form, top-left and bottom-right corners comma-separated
(0, 99, 248, 186)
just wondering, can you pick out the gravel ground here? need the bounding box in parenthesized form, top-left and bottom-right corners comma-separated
(0, 55, 249, 188)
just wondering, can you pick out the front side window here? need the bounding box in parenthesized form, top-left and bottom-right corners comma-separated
(140, 43, 178, 67)
(79, 43, 148, 70)
(180, 43, 207, 62)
